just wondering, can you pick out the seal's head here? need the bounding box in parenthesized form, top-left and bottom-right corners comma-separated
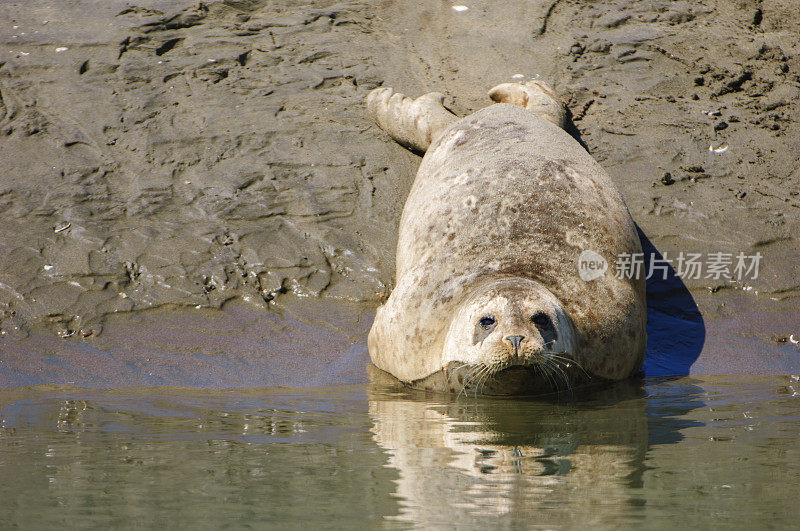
(423, 277, 582, 395)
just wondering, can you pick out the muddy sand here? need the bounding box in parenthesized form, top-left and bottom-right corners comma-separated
(0, 0, 797, 387)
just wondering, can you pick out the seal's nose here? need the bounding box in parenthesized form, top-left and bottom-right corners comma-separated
(504, 335, 525, 349)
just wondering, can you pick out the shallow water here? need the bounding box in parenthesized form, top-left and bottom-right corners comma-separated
(2, 376, 799, 528)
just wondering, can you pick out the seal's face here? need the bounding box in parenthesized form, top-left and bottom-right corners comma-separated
(434, 278, 581, 395)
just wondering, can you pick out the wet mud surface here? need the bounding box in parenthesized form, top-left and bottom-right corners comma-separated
(0, 0, 798, 387)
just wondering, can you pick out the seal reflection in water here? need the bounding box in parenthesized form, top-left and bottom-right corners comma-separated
(367, 373, 648, 522)
(367, 80, 646, 395)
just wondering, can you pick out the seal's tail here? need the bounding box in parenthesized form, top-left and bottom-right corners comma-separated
(488, 80, 568, 130)
(366, 87, 458, 154)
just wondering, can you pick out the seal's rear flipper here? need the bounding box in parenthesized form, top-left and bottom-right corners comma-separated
(366, 87, 457, 154)
(488, 81, 568, 130)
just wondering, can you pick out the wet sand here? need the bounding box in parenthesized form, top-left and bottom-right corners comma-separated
(0, 0, 798, 387)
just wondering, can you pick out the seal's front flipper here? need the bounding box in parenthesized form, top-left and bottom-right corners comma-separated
(366, 87, 457, 154)
(488, 81, 568, 130)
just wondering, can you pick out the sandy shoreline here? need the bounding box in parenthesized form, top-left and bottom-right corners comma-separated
(0, 0, 797, 386)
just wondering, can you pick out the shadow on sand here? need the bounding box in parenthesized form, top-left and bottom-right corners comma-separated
(638, 228, 706, 377)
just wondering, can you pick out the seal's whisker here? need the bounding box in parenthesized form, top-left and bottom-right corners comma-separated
(547, 360, 570, 393)
(456, 381, 468, 400)
(547, 352, 591, 380)
(461, 362, 491, 399)
(476, 362, 496, 396)
(546, 358, 573, 393)
(535, 363, 552, 391)
(478, 362, 501, 395)
(457, 363, 482, 400)
(468, 363, 483, 380)
(544, 361, 563, 392)
(461, 365, 481, 399)
(449, 345, 589, 398)
(540, 362, 558, 392)
(470, 363, 486, 398)
(466, 365, 480, 398)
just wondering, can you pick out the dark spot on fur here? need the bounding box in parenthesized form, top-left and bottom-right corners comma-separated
(496, 265, 543, 283)
(457, 374, 464, 384)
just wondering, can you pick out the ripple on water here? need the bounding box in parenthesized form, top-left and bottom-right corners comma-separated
(0, 376, 799, 527)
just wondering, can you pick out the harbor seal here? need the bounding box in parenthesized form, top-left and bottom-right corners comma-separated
(366, 80, 646, 395)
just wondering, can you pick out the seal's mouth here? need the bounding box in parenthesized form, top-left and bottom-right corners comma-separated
(410, 357, 591, 397)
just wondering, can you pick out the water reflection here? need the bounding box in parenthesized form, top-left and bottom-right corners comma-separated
(0, 387, 400, 527)
(367, 371, 654, 525)
(2, 377, 799, 527)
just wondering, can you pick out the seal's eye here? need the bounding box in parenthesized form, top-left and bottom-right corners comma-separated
(531, 312, 552, 328)
(478, 316, 496, 329)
